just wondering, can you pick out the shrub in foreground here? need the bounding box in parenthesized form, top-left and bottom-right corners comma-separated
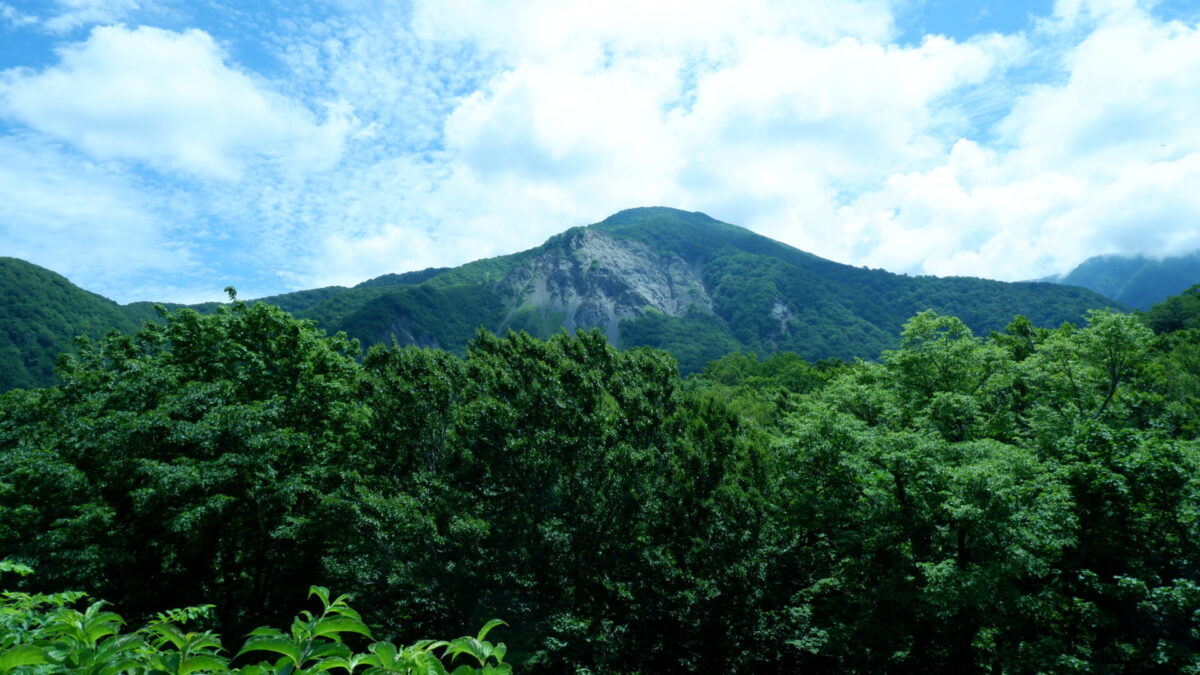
(0, 561, 510, 674)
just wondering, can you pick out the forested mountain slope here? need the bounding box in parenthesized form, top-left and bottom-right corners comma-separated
(1144, 283, 1200, 332)
(1046, 250, 1200, 310)
(0, 257, 139, 390)
(278, 207, 1120, 371)
(1, 207, 1123, 389)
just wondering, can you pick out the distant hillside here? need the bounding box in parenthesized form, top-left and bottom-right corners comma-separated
(0, 257, 140, 390)
(1143, 283, 1200, 333)
(1, 208, 1126, 389)
(278, 207, 1122, 372)
(1047, 251, 1200, 310)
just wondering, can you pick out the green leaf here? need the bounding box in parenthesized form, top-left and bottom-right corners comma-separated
(236, 637, 303, 665)
(311, 655, 360, 672)
(184, 632, 224, 654)
(80, 606, 126, 646)
(97, 657, 142, 675)
(489, 643, 506, 663)
(311, 616, 372, 640)
(179, 654, 229, 674)
(0, 644, 47, 671)
(306, 641, 351, 661)
(443, 638, 485, 667)
(92, 633, 145, 665)
(145, 623, 187, 650)
(475, 620, 506, 644)
(397, 653, 447, 675)
(0, 561, 33, 577)
(366, 641, 397, 668)
(308, 586, 331, 611)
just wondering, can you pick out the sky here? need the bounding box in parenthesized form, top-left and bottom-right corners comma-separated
(1, 0, 1199, 303)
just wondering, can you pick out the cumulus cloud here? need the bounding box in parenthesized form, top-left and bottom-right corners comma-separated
(833, 3, 1200, 280)
(1002, 12, 1200, 171)
(336, 0, 1023, 281)
(413, 0, 899, 55)
(319, 0, 1191, 288)
(0, 25, 351, 179)
(5, 0, 1199, 300)
(1051, 0, 1144, 27)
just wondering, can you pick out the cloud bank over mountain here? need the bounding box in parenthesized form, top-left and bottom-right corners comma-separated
(0, 0, 1197, 302)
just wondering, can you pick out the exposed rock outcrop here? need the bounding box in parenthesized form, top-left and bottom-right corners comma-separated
(498, 228, 711, 344)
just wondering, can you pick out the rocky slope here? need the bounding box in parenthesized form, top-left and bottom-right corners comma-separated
(498, 227, 711, 342)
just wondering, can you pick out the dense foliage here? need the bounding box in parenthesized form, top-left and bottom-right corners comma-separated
(1144, 283, 1200, 333)
(3, 289, 1200, 672)
(0, 561, 511, 674)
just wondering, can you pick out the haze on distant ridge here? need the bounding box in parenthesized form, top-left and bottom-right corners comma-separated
(1, 0, 1199, 303)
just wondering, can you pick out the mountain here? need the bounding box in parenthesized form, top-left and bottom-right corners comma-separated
(1, 207, 1123, 390)
(310, 207, 1118, 371)
(1045, 251, 1200, 310)
(0, 257, 141, 390)
(1143, 283, 1200, 333)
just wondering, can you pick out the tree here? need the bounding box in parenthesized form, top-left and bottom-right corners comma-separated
(0, 301, 366, 635)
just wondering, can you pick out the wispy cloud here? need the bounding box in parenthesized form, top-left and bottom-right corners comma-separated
(42, 0, 145, 33)
(0, 3, 38, 28)
(0, 0, 1197, 301)
(0, 134, 205, 300)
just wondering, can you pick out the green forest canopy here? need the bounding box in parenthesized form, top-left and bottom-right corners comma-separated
(3, 292, 1200, 672)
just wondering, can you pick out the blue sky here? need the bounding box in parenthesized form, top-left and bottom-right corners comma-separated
(1, 0, 1199, 303)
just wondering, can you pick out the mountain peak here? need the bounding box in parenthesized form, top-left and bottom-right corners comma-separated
(601, 206, 719, 222)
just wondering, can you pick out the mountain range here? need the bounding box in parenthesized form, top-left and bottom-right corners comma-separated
(1042, 251, 1200, 310)
(2, 207, 1125, 390)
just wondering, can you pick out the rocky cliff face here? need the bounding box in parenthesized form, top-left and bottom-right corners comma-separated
(498, 228, 711, 344)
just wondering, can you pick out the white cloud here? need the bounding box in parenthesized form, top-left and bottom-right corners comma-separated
(1051, 0, 1143, 28)
(1001, 12, 1200, 171)
(828, 4, 1200, 281)
(42, 0, 143, 33)
(0, 25, 352, 179)
(8, 0, 1198, 302)
(0, 2, 38, 28)
(395, 0, 1199, 288)
(846, 150, 1200, 281)
(302, 222, 498, 290)
(834, 140, 1095, 278)
(413, 0, 899, 56)
(445, 56, 682, 182)
(0, 135, 203, 301)
(349, 1, 1020, 284)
